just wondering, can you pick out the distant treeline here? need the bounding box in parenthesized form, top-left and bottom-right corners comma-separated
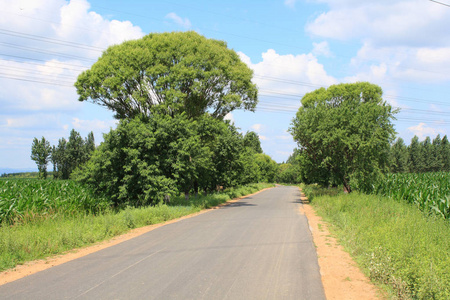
(31, 129, 95, 179)
(0, 172, 40, 178)
(389, 134, 450, 173)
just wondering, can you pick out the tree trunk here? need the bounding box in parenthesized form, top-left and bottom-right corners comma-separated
(194, 181, 199, 198)
(343, 178, 351, 193)
(164, 194, 170, 204)
(184, 191, 189, 200)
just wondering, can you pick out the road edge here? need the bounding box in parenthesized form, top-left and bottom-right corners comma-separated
(298, 188, 383, 300)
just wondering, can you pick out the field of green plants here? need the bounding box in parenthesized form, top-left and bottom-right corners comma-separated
(372, 172, 450, 219)
(0, 179, 111, 224)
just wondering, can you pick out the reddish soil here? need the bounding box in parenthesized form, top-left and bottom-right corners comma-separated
(299, 192, 384, 299)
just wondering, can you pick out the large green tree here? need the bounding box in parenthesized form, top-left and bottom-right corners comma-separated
(75, 31, 258, 120)
(74, 113, 257, 206)
(31, 137, 51, 179)
(289, 82, 397, 192)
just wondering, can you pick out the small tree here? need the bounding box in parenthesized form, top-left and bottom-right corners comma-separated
(431, 135, 443, 172)
(84, 131, 95, 163)
(408, 136, 424, 173)
(66, 129, 85, 176)
(31, 137, 51, 179)
(243, 131, 263, 153)
(290, 82, 397, 192)
(442, 135, 450, 172)
(389, 138, 408, 173)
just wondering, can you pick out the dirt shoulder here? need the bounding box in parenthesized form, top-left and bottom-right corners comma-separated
(299, 192, 384, 299)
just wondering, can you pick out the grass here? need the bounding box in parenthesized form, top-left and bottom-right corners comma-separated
(0, 179, 111, 224)
(0, 182, 274, 272)
(302, 185, 450, 299)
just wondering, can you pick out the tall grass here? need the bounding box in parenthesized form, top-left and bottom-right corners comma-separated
(372, 172, 450, 219)
(0, 179, 111, 224)
(303, 185, 450, 299)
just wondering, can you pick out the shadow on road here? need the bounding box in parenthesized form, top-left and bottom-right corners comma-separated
(222, 201, 257, 208)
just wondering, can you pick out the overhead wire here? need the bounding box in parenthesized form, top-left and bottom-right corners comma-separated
(429, 0, 450, 8)
(0, 9, 448, 123)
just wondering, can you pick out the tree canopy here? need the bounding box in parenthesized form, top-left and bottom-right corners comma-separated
(74, 114, 270, 206)
(31, 137, 51, 179)
(243, 131, 263, 154)
(289, 82, 397, 192)
(75, 31, 258, 120)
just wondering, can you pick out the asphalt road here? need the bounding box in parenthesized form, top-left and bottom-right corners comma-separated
(0, 186, 325, 300)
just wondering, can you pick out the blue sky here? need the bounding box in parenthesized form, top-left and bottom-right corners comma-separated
(2, 0, 450, 171)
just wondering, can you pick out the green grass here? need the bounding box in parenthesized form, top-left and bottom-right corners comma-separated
(0, 182, 274, 272)
(302, 186, 450, 299)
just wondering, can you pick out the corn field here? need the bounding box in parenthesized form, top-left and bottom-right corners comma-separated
(373, 172, 450, 219)
(0, 179, 111, 224)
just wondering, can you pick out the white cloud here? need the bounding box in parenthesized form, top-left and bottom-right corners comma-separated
(276, 150, 293, 157)
(347, 42, 450, 83)
(258, 134, 268, 141)
(224, 112, 235, 123)
(276, 135, 292, 140)
(408, 122, 444, 140)
(2, 114, 59, 130)
(0, 0, 144, 169)
(55, 0, 144, 51)
(238, 49, 337, 95)
(238, 49, 337, 115)
(72, 118, 118, 132)
(307, 0, 450, 48)
(251, 123, 263, 132)
(312, 41, 332, 57)
(165, 12, 192, 29)
(284, 0, 297, 9)
(0, 0, 146, 117)
(306, 1, 450, 84)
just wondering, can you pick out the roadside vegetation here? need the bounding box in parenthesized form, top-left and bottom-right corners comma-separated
(0, 179, 110, 224)
(302, 185, 450, 299)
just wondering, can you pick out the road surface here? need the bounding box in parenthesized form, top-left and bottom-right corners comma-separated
(0, 186, 325, 299)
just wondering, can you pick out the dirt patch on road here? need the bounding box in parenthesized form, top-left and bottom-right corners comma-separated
(0, 187, 273, 286)
(300, 193, 384, 299)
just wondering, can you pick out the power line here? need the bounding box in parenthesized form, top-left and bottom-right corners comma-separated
(0, 42, 97, 63)
(0, 64, 77, 80)
(0, 29, 104, 52)
(0, 74, 74, 87)
(429, 0, 450, 8)
(0, 27, 448, 119)
(0, 54, 88, 70)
